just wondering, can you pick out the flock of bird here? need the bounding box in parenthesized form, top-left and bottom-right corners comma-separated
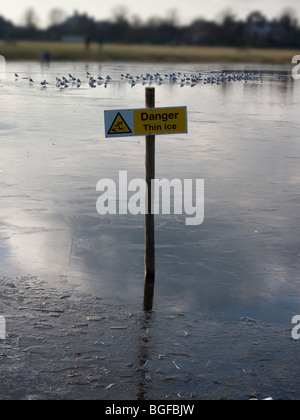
(121, 70, 265, 87)
(11, 70, 267, 90)
(13, 71, 112, 89)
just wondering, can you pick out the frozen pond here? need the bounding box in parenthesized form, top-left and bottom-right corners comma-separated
(0, 61, 300, 400)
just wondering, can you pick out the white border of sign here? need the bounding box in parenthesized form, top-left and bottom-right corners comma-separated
(104, 109, 135, 138)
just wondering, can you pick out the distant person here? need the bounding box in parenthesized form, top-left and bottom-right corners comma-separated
(40, 50, 51, 66)
(40, 50, 46, 63)
(85, 36, 92, 51)
(45, 52, 51, 65)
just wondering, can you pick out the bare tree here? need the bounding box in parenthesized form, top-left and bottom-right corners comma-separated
(22, 7, 40, 29)
(216, 8, 236, 25)
(147, 16, 163, 28)
(48, 8, 67, 26)
(130, 14, 143, 29)
(280, 8, 298, 29)
(247, 11, 267, 26)
(165, 8, 179, 27)
(111, 5, 129, 23)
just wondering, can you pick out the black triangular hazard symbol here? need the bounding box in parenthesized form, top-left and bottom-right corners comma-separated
(108, 112, 132, 135)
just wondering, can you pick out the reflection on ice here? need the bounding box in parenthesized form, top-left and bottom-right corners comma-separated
(0, 61, 300, 322)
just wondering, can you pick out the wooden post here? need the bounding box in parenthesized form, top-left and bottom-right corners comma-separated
(143, 280, 154, 311)
(145, 87, 155, 282)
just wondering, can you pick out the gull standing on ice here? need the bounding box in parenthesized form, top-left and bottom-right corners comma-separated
(41, 80, 49, 88)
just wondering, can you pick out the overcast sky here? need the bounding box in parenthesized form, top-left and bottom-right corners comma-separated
(1, 0, 300, 27)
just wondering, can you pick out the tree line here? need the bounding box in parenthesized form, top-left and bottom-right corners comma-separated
(0, 7, 300, 48)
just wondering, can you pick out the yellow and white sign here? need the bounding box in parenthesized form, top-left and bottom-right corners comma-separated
(105, 107, 187, 138)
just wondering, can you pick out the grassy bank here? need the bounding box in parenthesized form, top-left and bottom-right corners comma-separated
(0, 41, 297, 64)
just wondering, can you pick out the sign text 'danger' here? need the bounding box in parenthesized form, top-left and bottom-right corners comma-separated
(105, 107, 187, 138)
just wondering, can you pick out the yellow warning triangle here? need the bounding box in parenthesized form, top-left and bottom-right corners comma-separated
(108, 113, 132, 135)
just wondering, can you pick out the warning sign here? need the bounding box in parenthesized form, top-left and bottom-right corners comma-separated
(105, 110, 134, 138)
(108, 112, 132, 135)
(104, 107, 187, 138)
